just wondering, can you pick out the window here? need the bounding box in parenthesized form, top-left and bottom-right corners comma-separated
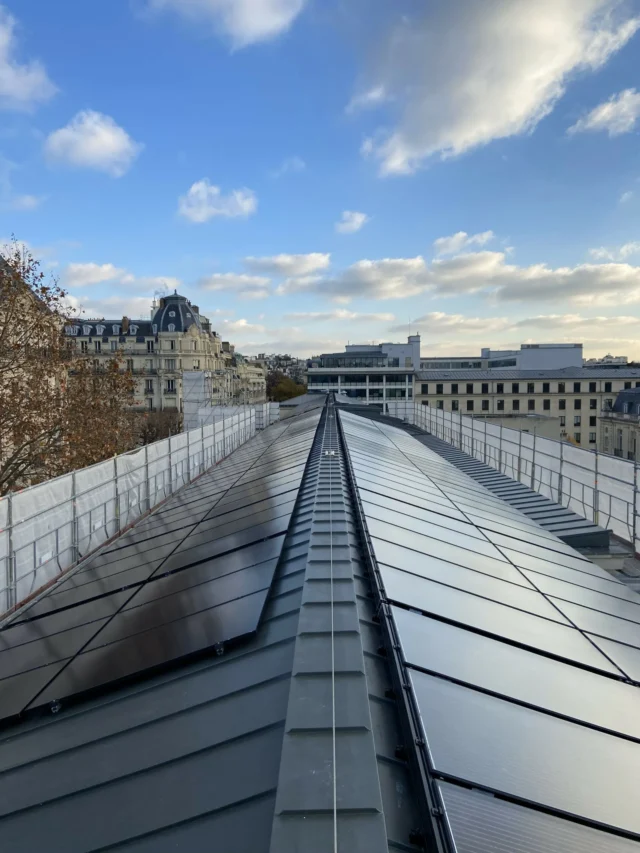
(574, 399, 581, 410)
(451, 400, 459, 411)
(165, 379, 176, 392)
(559, 399, 566, 410)
(466, 383, 473, 394)
(169, 340, 176, 351)
(421, 400, 429, 406)
(512, 382, 519, 393)
(164, 358, 176, 370)
(482, 399, 489, 411)
(528, 399, 535, 411)
(589, 432, 597, 443)
(542, 382, 550, 393)
(560, 416, 566, 427)
(482, 383, 489, 394)
(574, 433, 581, 444)
(527, 382, 534, 394)
(145, 380, 153, 393)
(126, 359, 134, 372)
(589, 381, 596, 393)
(543, 399, 550, 410)
(605, 398, 613, 410)
(636, 382, 640, 388)
(80, 341, 88, 353)
(437, 400, 444, 410)
(573, 382, 581, 393)
(624, 402, 630, 414)
(558, 382, 565, 393)
(436, 383, 444, 394)
(405, 357, 412, 367)
(194, 359, 200, 369)
(421, 384, 429, 394)
(625, 381, 632, 389)
(497, 383, 504, 394)
(451, 383, 458, 394)
(590, 416, 597, 426)
(110, 341, 117, 352)
(512, 399, 520, 411)
(586, 398, 597, 410)
(466, 400, 474, 411)
(147, 340, 154, 353)
(574, 415, 581, 426)
(497, 399, 504, 411)
(605, 382, 612, 392)
(168, 324, 176, 332)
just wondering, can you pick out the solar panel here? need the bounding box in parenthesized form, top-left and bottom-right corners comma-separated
(339, 409, 640, 849)
(438, 781, 639, 853)
(0, 411, 320, 723)
(411, 671, 640, 836)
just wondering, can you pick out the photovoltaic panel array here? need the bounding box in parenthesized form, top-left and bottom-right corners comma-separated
(0, 410, 320, 724)
(339, 410, 640, 849)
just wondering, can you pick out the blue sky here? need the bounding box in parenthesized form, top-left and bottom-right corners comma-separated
(2, 0, 640, 357)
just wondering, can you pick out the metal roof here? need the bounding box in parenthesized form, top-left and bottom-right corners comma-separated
(417, 367, 640, 380)
(1, 397, 640, 851)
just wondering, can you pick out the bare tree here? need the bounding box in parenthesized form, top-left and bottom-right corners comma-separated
(0, 239, 137, 495)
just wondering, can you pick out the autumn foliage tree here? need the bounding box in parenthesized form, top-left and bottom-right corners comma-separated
(0, 240, 137, 495)
(267, 370, 306, 402)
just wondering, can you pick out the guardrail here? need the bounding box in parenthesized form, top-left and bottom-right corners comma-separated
(0, 409, 260, 615)
(386, 402, 640, 554)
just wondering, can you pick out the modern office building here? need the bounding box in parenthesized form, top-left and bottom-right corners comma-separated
(420, 343, 583, 371)
(306, 334, 421, 404)
(415, 367, 640, 449)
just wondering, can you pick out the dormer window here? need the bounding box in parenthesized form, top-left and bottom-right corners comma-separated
(169, 311, 176, 317)
(168, 323, 176, 332)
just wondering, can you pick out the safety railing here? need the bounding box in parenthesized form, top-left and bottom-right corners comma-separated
(386, 402, 640, 554)
(0, 409, 261, 615)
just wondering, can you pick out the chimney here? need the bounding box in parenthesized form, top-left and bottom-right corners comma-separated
(191, 305, 199, 314)
(122, 316, 130, 333)
(159, 298, 165, 309)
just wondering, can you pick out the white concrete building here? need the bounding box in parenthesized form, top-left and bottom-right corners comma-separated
(306, 335, 421, 404)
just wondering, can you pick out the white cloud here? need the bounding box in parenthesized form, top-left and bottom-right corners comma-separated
(45, 111, 143, 177)
(355, 1, 640, 174)
(588, 241, 640, 261)
(199, 272, 270, 300)
(433, 230, 495, 256)
(147, 0, 306, 48)
(64, 293, 156, 320)
(270, 155, 305, 178)
(568, 88, 640, 136)
(620, 190, 634, 204)
(64, 262, 127, 288)
(6, 193, 45, 211)
(278, 256, 431, 302)
(335, 210, 370, 234)
(391, 312, 511, 335)
(121, 274, 182, 292)
(221, 318, 266, 335)
(513, 313, 640, 329)
(0, 7, 56, 111)
(245, 252, 330, 276)
(178, 178, 257, 223)
(285, 309, 395, 322)
(346, 85, 388, 114)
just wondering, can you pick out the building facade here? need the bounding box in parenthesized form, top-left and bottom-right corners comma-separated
(415, 368, 640, 450)
(63, 292, 265, 412)
(420, 343, 583, 371)
(600, 389, 640, 460)
(306, 335, 421, 404)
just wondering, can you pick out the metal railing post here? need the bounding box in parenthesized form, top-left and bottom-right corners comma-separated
(633, 460, 639, 555)
(201, 424, 205, 472)
(113, 457, 120, 533)
(6, 492, 15, 610)
(168, 435, 173, 494)
(144, 443, 150, 510)
(71, 471, 78, 563)
(517, 430, 522, 482)
(498, 423, 503, 473)
(531, 430, 537, 489)
(187, 429, 191, 483)
(593, 449, 599, 526)
(558, 440, 564, 505)
(471, 415, 475, 459)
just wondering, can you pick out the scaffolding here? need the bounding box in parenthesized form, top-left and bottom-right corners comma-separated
(387, 401, 640, 554)
(0, 406, 274, 615)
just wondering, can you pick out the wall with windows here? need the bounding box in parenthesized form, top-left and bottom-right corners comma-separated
(415, 374, 640, 450)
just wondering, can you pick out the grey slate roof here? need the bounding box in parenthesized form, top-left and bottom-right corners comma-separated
(417, 367, 640, 381)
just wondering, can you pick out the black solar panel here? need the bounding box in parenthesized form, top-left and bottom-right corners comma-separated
(0, 411, 320, 723)
(339, 410, 640, 849)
